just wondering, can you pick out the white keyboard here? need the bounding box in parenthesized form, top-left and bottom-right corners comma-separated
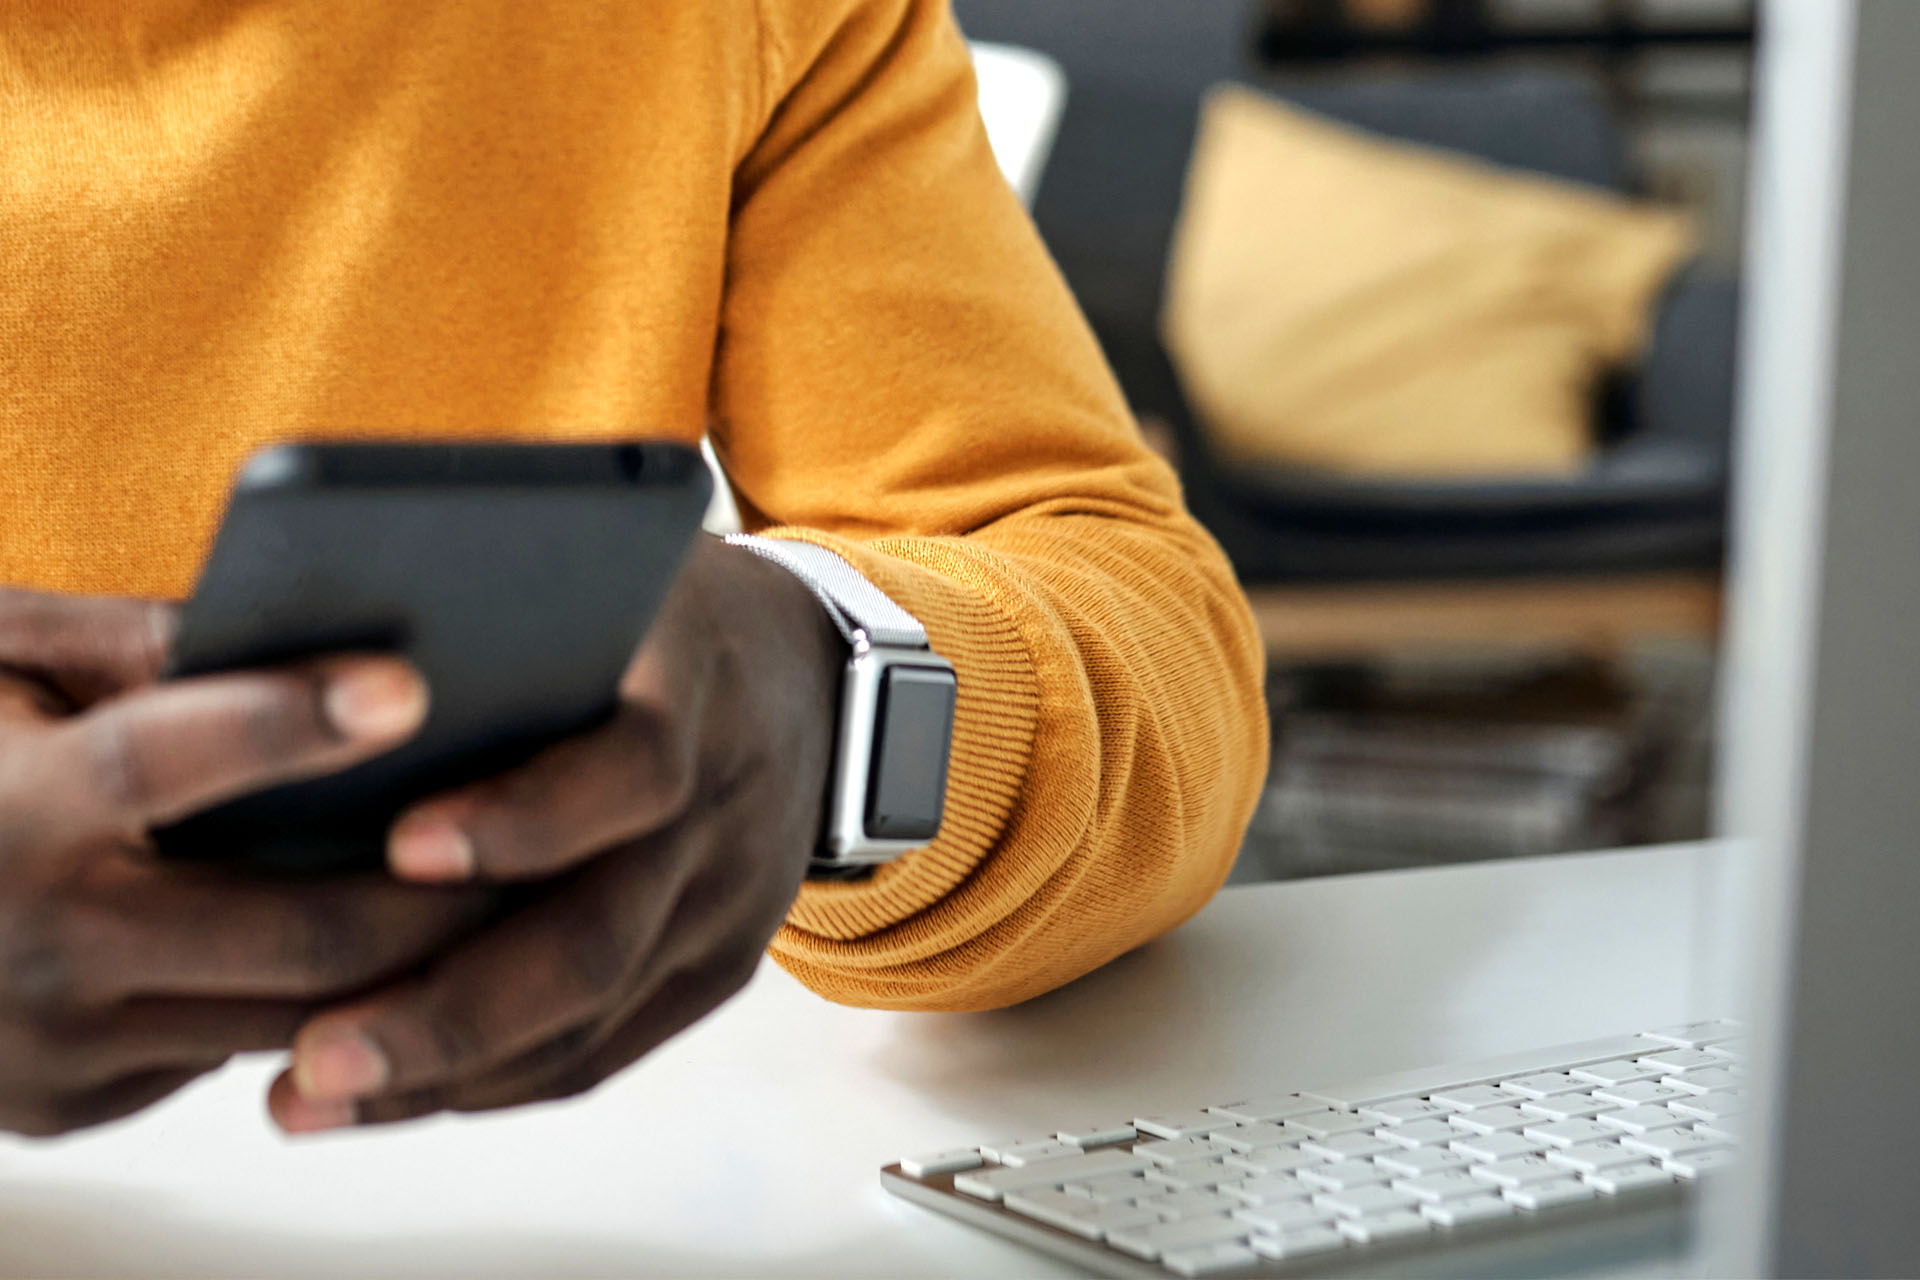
(881, 1022, 1742, 1278)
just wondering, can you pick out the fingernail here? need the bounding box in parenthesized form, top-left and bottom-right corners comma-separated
(277, 1093, 356, 1135)
(324, 662, 428, 741)
(294, 1027, 390, 1101)
(388, 813, 475, 882)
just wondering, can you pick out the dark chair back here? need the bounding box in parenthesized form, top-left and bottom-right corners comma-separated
(951, 0, 1729, 583)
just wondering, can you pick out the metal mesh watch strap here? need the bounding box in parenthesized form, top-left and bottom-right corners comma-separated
(725, 534, 929, 649)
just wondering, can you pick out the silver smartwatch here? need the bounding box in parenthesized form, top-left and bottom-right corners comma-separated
(726, 535, 958, 873)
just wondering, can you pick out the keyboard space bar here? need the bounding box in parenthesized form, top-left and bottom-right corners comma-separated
(1300, 1035, 1663, 1109)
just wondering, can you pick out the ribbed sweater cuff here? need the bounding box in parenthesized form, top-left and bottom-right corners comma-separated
(751, 527, 1038, 943)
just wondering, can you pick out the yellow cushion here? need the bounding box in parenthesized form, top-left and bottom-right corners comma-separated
(1162, 85, 1696, 479)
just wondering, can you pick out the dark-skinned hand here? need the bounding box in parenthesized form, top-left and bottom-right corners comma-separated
(0, 588, 493, 1136)
(270, 536, 844, 1132)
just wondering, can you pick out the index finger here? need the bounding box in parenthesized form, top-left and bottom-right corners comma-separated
(5, 860, 499, 1008)
(0, 590, 174, 706)
(49, 655, 429, 833)
(387, 709, 697, 883)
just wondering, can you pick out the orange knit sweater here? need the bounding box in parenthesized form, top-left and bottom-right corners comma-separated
(0, 0, 1269, 1011)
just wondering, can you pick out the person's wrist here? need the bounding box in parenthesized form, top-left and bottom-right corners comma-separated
(699, 538, 844, 860)
(707, 536, 845, 692)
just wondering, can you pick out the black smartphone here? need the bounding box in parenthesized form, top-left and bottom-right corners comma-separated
(152, 440, 712, 874)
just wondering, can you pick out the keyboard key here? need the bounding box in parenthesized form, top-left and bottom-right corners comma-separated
(1312, 1184, 1421, 1218)
(1106, 1213, 1250, 1261)
(1392, 1169, 1489, 1204)
(1148, 1187, 1246, 1218)
(1597, 1105, 1690, 1135)
(1669, 1091, 1745, 1122)
(1518, 1093, 1618, 1123)
(1504, 1178, 1598, 1211)
(1423, 1193, 1516, 1227)
(1223, 1145, 1323, 1177)
(1635, 1049, 1723, 1073)
(1593, 1081, 1692, 1108)
(1137, 1138, 1223, 1165)
(1207, 1094, 1326, 1124)
(1233, 1200, 1337, 1233)
(1545, 1141, 1660, 1175)
(1281, 1109, 1379, 1139)
(1450, 1132, 1544, 1163)
(1136, 1110, 1233, 1141)
(1641, 1020, 1743, 1049)
(1163, 1242, 1259, 1277)
(1338, 1209, 1431, 1243)
(1145, 1158, 1234, 1191)
(1003, 1189, 1161, 1239)
(1055, 1121, 1137, 1147)
(1664, 1148, 1738, 1179)
(1064, 1172, 1155, 1202)
(994, 1140, 1081, 1167)
(1300, 1132, 1393, 1161)
(1500, 1072, 1589, 1099)
(1569, 1059, 1666, 1087)
(1298, 1161, 1394, 1193)
(899, 1148, 981, 1178)
(1662, 1067, 1741, 1095)
(1619, 1129, 1733, 1162)
(1470, 1155, 1566, 1189)
(1250, 1224, 1348, 1258)
(1376, 1147, 1471, 1177)
(955, 1148, 1148, 1200)
(1360, 1098, 1454, 1126)
(978, 1137, 1049, 1162)
(1448, 1105, 1534, 1135)
(1522, 1118, 1619, 1149)
(1227, 1174, 1313, 1206)
(1429, 1085, 1514, 1111)
(1693, 1122, 1740, 1144)
(1584, 1162, 1678, 1196)
(1204, 1122, 1293, 1153)
(1376, 1119, 1461, 1148)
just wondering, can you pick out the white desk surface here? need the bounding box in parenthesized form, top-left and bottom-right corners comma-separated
(0, 842, 1719, 1279)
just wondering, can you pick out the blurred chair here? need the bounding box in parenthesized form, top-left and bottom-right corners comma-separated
(969, 42, 1069, 208)
(951, 0, 1733, 661)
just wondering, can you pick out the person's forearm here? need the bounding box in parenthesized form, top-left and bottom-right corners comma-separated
(766, 500, 1268, 1012)
(723, 0, 1269, 1010)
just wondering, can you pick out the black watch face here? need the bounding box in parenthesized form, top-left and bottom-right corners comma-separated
(863, 665, 957, 841)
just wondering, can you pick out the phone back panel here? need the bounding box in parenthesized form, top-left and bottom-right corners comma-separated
(154, 442, 711, 874)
